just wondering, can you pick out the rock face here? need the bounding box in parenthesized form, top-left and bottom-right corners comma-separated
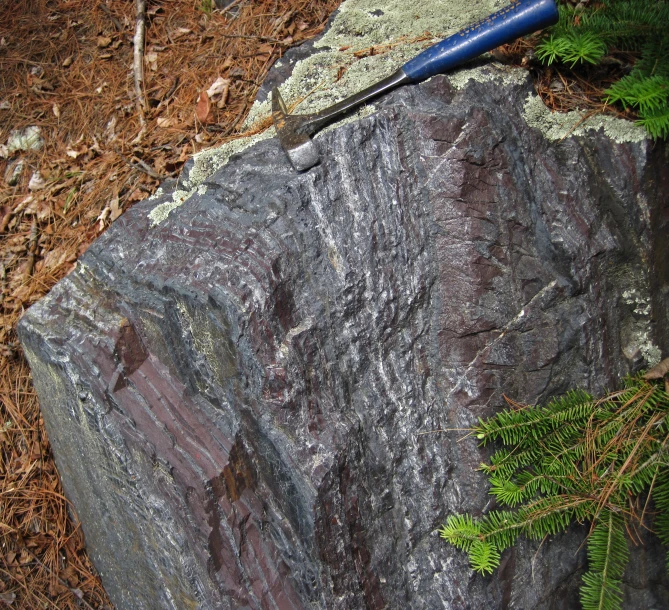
(18, 67, 669, 609)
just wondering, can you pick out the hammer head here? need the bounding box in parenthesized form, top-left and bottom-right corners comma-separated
(271, 88, 320, 172)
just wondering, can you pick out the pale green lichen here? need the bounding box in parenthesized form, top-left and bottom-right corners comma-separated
(147, 132, 274, 226)
(447, 62, 527, 90)
(315, 0, 506, 50)
(621, 289, 662, 366)
(148, 186, 164, 201)
(244, 0, 506, 128)
(148, 189, 193, 226)
(187, 130, 275, 188)
(522, 93, 647, 143)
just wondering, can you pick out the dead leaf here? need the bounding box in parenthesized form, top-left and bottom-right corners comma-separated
(0, 591, 15, 605)
(145, 51, 158, 71)
(41, 247, 71, 272)
(28, 171, 46, 191)
(104, 116, 117, 143)
(97, 35, 112, 48)
(110, 193, 122, 221)
(31, 78, 54, 92)
(97, 206, 110, 231)
(24, 198, 51, 221)
(153, 155, 167, 174)
(195, 91, 212, 123)
(643, 357, 669, 380)
(127, 188, 148, 203)
(206, 76, 229, 98)
(206, 77, 230, 108)
(14, 195, 34, 215)
(156, 116, 177, 128)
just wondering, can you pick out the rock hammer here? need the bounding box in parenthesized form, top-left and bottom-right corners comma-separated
(272, 0, 558, 171)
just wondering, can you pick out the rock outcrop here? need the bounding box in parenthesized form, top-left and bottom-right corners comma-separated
(18, 10, 669, 610)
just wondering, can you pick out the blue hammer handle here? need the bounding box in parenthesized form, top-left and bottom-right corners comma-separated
(402, 0, 559, 81)
(274, 0, 559, 170)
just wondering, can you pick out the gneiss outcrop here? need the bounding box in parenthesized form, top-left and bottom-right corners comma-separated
(18, 17, 669, 610)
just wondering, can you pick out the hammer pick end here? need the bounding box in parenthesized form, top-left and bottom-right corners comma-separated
(271, 87, 321, 172)
(271, 87, 288, 118)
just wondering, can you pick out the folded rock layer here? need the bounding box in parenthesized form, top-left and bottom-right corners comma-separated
(19, 71, 669, 609)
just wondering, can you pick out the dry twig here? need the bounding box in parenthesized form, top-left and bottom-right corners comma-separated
(132, 0, 148, 143)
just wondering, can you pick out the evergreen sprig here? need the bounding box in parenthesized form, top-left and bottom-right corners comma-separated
(439, 374, 669, 610)
(580, 511, 629, 610)
(534, 0, 669, 139)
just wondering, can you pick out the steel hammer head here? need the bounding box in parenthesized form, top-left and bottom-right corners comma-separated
(271, 88, 320, 172)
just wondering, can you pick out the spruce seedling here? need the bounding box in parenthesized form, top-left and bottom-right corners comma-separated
(534, 0, 669, 139)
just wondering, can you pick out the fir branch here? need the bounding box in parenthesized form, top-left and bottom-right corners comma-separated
(638, 105, 669, 139)
(469, 540, 501, 575)
(580, 510, 629, 610)
(440, 375, 669, 610)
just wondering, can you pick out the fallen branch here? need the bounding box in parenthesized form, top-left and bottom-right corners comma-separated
(114, 148, 164, 180)
(99, 2, 123, 31)
(25, 221, 38, 278)
(220, 33, 287, 44)
(132, 0, 148, 143)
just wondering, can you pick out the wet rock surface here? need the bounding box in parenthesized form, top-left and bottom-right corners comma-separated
(19, 68, 669, 609)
